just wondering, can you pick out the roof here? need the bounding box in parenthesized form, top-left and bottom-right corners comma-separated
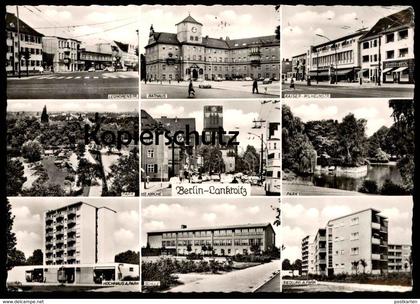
(46, 201, 116, 214)
(146, 32, 278, 49)
(5, 12, 44, 37)
(312, 31, 367, 50)
(327, 208, 385, 224)
(147, 222, 274, 234)
(141, 109, 158, 130)
(43, 36, 81, 43)
(176, 15, 203, 26)
(156, 117, 196, 133)
(360, 7, 414, 41)
(113, 40, 129, 52)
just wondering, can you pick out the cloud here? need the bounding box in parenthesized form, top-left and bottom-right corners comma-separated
(147, 104, 186, 119)
(144, 220, 166, 232)
(283, 203, 305, 219)
(245, 206, 260, 214)
(211, 203, 237, 213)
(114, 228, 135, 243)
(321, 205, 353, 220)
(202, 212, 217, 223)
(142, 203, 195, 219)
(44, 9, 72, 20)
(15, 231, 42, 258)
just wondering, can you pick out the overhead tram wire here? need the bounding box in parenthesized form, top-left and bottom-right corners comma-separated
(72, 20, 139, 38)
(33, 15, 139, 30)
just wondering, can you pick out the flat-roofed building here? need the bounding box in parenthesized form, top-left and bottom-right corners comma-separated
(388, 244, 412, 273)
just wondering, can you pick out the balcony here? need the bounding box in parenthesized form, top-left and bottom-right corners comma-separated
(372, 237, 380, 245)
(372, 253, 381, 260)
(372, 222, 381, 230)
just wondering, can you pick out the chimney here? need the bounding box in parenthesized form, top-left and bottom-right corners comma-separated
(226, 36, 230, 41)
(181, 225, 187, 229)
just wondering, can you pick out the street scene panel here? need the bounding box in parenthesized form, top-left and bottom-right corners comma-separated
(140, 5, 280, 99)
(141, 197, 281, 293)
(141, 100, 280, 197)
(282, 6, 414, 98)
(282, 99, 414, 196)
(7, 100, 139, 197)
(282, 196, 412, 293)
(6, 6, 139, 99)
(6, 197, 140, 292)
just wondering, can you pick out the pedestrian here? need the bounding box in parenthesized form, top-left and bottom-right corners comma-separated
(188, 80, 195, 97)
(144, 77, 147, 84)
(359, 77, 363, 85)
(252, 78, 259, 94)
(290, 78, 295, 89)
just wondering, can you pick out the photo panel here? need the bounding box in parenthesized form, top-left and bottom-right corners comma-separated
(281, 5, 414, 99)
(140, 99, 280, 197)
(282, 98, 414, 196)
(141, 197, 281, 293)
(6, 99, 139, 197)
(281, 196, 413, 293)
(140, 5, 280, 99)
(6, 197, 140, 292)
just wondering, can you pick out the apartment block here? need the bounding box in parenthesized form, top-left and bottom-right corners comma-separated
(44, 202, 116, 266)
(42, 36, 82, 72)
(302, 208, 389, 276)
(388, 244, 412, 273)
(147, 223, 276, 256)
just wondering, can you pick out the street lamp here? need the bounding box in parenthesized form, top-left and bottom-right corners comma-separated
(247, 132, 268, 183)
(316, 34, 338, 84)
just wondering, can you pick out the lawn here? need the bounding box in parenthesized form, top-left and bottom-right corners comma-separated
(41, 156, 71, 186)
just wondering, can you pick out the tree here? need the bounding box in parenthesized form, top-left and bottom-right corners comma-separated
(8, 250, 26, 267)
(7, 158, 27, 196)
(76, 142, 86, 157)
(359, 259, 367, 274)
(21, 140, 43, 162)
(115, 250, 140, 265)
(6, 200, 18, 273)
(107, 151, 139, 196)
(77, 157, 100, 186)
(26, 249, 43, 265)
(351, 260, 360, 274)
(201, 245, 207, 255)
(41, 105, 49, 123)
(293, 259, 302, 275)
(282, 258, 291, 270)
(198, 145, 225, 174)
(250, 243, 261, 255)
(186, 244, 192, 255)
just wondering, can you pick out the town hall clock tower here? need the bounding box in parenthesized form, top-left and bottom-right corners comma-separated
(176, 14, 203, 44)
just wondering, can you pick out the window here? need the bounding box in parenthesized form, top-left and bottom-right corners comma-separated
(351, 217, 359, 226)
(350, 232, 359, 240)
(362, 55, 369, 63)
(386, 50, 395, 59)
(351, 247, 359, 255)
(362, 42, 369, 49)
(146, 164, 155, 173)
(399, 48, 408, 58)
(386, 33, 394, 43)
(398, 29, 408, 40)
(190, 36, 194, 41)
(147, 150, 154, 158)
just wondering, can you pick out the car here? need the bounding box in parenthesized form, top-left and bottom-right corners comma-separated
(210, 174, 221, 182)
(214, 76, 223, 82)
(270, 77, 279, 81)
(244, 76, 253, 81)
(263, 78, 272, 84)
(104, 66, 115, 72)
(191, 175, 202, 184)
(221, 174, 234, 184)
(88, 67, 95, 72)
(202, 174, 211, 181)
(199, 81, 212, 89)
(225, 76, 233, 81)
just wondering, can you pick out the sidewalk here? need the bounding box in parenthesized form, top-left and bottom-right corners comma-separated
(317, 281, 412, 292)
(141, 181, 169, 193)
(291, 80, 414, 89)
(167, 260, 280, 293)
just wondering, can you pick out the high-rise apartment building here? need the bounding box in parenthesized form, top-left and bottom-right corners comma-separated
(388, 244, 412, 273)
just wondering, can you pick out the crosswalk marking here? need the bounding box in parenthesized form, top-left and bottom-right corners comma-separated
(75, 76, 81, 79)
(28, 73, 137, 80)
(84, 76, 90, 79)
(94, 76, 99, 79)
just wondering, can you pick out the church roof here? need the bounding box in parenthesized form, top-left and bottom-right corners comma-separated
(175, 15, 203, 26)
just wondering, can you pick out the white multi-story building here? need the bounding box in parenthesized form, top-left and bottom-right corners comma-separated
(302, 208, 389, 276)
(42, 36, 81, 72)
(265, 121, 281, 195)
(388, 244, 412, 273)
(360, 7, 414, 84)
(5, 12, 43, 75)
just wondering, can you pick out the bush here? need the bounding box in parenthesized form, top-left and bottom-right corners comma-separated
(358, 180, 378, 194)
(380, 179, 409, 195)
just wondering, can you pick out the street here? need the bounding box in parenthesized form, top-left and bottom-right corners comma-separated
(255, 273, 281, 293)
(7, 71, 139, 99)
(141, 80, 280, 99)
(282, 82, 414, 98)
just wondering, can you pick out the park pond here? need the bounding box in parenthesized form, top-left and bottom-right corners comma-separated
(297, 163, 404, 193)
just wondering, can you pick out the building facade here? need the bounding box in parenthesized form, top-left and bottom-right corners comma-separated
(144, 15, 280, 81)
(302, 208, 389, 276)
(307, 31, 367, 83)
(6, 12, 44, 75)
(388, 244, 412, 273)
(44, 202, 116, 266)
(42, 36, 81, 72)
(147, 223, 276, 256)
(265, 121, 281, 194)
(112, 40, 138, 70)
(80, 45, 113, 70)
(360, 8, 414, 84)
(282, 58, 293, 81)
(291, 53, 307, 80)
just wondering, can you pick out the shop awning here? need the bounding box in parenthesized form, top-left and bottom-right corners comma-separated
(393, 67, 408, 73)
(94, 266, 115, 270)
(308, 70, 329, 77)
(382, 67, 395, 74)
(335, 68, 354, 76)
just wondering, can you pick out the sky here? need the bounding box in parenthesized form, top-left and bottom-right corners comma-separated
(282, 5, 411, 59)
(141, 197, 280, 247)
(142, 100, 280, 151)
(139, 5, 279, 52)
(282, 196, 413, 262)
(284, 99, 395, 136)
(6, 5, 140, 47)
(7, 100, 138, 113)
(8, 198, 139, 259)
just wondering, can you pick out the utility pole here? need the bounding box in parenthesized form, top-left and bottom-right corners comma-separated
(250, 118, 266, 183)
(16, 6, 21, 78)
(378, 34, 381, 86)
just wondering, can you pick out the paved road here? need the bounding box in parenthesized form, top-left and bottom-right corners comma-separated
(141, 83, 280, 99)
(255, 273, 281, 293)
(283, 182, 366, 196)
(282, 83, 414, 98)
(7, 71, 139, 99)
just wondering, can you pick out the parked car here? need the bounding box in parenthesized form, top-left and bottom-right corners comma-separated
(202, 174, 211, 181)
(263, 78, 272, 84)
(191, 175, 202, 183)
(244, 76, 253, 81)
(88, 67, 95, 72)
(210, 174, 221, 182)
(214, 76, 223, 82)
(199, 81, 212, 89)
(104, 66, 115, 72)
(270, 76, 279, 81)
(257, 76, 265, 81)
(225, 76, 233, 81)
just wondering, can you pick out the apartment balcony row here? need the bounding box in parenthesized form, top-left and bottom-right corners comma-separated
(372, 253, 388, 261)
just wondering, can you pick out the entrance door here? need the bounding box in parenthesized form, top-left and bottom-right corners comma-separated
(192, 69, 198, 80)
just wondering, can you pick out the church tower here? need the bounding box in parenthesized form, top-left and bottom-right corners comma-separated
(176, 14, 203, 44)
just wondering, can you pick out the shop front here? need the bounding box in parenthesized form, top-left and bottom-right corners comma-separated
(382, 59, 414, 84)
